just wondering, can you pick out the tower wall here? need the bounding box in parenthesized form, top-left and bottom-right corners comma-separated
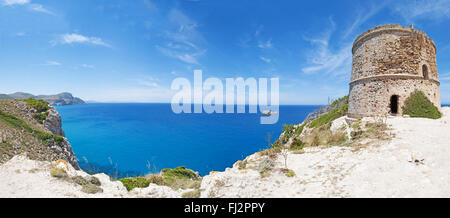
(348, 24, 441, 118)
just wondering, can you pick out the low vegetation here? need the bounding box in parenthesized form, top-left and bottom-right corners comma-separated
(81, 183, 103, 194)
(280, 168, 295, 177)
(402, 89, 441, 119)
(308, 103, 348, 128)
(118, 166, 201, 191)
(0, 110, 65, 147)
(50, 167, 68, 179)
(24, 98, 49, 113)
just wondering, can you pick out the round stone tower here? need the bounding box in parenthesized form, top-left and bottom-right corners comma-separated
(348, 24, 441, 118)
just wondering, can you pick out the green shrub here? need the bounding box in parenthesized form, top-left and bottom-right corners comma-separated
(294, 124, 305, 136)
(81, 183, 103, 194)
(24, 98, 49, 113)
(35, 131, 64, 145)
(402, 90, 441, 119)
(161, 166, 198, 179)
(285, 169, 295, 177)
(72, 176, 89, 185)
(50, 167, 68, 178)
(118, 177, 152, 191)
(289, 138, 305, 150)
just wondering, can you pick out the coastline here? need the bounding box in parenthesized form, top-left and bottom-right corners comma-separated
(1, 99, 450, 197)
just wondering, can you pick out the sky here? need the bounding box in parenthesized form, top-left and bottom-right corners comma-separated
(1, 0, 450, 104)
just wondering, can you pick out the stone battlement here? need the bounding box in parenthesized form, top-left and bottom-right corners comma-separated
(352, 24, 436, 54)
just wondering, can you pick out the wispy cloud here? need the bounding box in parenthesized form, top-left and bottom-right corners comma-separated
(157, 46, 205, 65)
(393, 0, 450, 23)
(258, 39, 273, 49)
(157, 9, 206, 65)
(302, 18, 353, 77)
(132, 76, 160, 88)
(2, 0, 29, 6)
(52, 33, 111, 47)
(2, 0, 54, 15)
(260, 56, 272, 63)
(81, 64, 94, 69)
(343, 1, 390, 39)
(29, 3, 53, 15)
(44, 61, 61, 66)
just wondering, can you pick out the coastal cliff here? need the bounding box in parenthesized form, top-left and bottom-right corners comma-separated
(0, 99, 78, 169)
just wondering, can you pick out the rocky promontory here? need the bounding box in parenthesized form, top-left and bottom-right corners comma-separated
(0, 92, 85, 106)
(0, 99, 78, 169)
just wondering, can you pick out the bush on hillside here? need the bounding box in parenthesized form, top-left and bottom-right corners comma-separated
(402, 90, 441, 119)
(24, 98, 49, 113)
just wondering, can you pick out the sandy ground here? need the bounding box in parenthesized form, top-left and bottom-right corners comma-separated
(1, 107, 449, 198)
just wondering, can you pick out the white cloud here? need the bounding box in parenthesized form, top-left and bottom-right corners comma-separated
(52, 33, 111, 47)
(302, 19, 353, 77)
(81, 64, 94, 69)
(2, 0, 54, 15)
(260, 56, 272, 63)
(44, 61, 61, 66)
(157, 9, 206, 65)
(132, 76, 160, 88)
(393, 0, 450, 23)
(258, 39, 273, 49)
(343, 1, 389, 39)
(2, 0, 29, 6)
(29, 4, 53, 15)
(157, 46, 205, 65)
(16, 32, 25, 36)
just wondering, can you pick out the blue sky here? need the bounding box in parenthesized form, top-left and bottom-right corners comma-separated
(1, 0, 450, 104)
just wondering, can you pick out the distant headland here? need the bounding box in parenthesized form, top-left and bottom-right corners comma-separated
(0, 92, 85, 106)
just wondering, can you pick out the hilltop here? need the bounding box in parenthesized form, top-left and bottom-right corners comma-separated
(0, 92, 85, 106)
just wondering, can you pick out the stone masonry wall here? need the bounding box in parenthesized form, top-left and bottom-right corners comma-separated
(348, 24, 441, 118)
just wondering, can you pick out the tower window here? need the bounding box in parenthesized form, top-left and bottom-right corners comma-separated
(422, 65, 429, 79)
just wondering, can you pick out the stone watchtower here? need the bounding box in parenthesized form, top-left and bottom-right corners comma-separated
(348, 24, 441, 118)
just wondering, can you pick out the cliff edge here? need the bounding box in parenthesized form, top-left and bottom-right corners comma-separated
(0, 99, 79, 169)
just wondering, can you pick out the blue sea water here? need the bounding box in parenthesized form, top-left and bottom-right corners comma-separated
(55, 104, 319, 177)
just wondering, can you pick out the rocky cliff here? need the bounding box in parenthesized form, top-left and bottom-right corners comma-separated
(0, 92, 85, 106)
(0, 99, 79, 169)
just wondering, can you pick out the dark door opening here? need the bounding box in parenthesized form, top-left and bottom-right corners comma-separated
(390, 95, 399, 114)
(422, 65, 429, 79)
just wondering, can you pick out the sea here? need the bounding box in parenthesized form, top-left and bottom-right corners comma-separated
(55, 103, 319, 177)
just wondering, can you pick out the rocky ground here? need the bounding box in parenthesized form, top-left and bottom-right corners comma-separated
(0, 103, 449, 198)
(200, 107, 450, 198)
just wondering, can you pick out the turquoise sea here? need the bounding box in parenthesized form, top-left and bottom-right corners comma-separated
(55, 104, 319, 177)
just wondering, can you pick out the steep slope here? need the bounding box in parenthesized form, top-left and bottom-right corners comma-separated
(0, 99, 79, 169)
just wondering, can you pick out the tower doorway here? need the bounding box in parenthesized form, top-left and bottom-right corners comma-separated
(390, 95, 399, 115)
